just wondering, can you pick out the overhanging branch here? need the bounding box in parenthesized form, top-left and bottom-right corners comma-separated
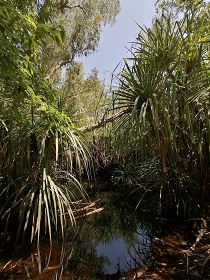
(80, 108, 130, 132)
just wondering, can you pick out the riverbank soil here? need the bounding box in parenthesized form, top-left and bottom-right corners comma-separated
(135, 217, 210, 279)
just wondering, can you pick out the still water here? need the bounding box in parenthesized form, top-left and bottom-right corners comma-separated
(0, 185, 157, 279)
(61, 189, 156, 279)
(95, 229, 148, 274)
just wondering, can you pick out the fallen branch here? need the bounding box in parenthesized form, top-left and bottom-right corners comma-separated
(64, 200, 104, 219)
(190, 219, 207, 251)
(72, 200, 100, 213)
(74, 207, 104, 219)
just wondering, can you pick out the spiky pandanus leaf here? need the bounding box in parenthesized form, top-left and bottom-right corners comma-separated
(111, 11, 210, 216)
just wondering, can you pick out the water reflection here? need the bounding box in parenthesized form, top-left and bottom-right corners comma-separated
(61, 190, 156, 279)
(96, 232, 146, 274)
(0, 185, 157, 279)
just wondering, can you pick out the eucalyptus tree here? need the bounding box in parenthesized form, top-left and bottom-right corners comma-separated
(59, 63, 108, 127)
(155, 0, 208, 14)
(112, 2, 210, 217)
(40, 0, 120, 80)
(40, 0, 120, 150)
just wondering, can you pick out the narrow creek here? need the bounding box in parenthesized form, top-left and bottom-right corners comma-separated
(0, 181, 158, 279)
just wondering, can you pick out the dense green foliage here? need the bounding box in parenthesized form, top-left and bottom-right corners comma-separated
(41, 0, 120, 79)
(59, 63, 108, 126)
(111, 0, 210, 217)
(0, 0, 119, 246)
(1, 0, 210, 249)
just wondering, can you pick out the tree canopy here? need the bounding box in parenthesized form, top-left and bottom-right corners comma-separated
(41, 0, 120, 79)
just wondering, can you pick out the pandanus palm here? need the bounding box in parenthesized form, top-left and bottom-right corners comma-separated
(112, 11, 210, 215)
(0, 1, 92, 246)
(0, 86, 93, 246)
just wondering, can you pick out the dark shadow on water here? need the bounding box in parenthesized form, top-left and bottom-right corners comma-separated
(0, 182, 159, 279)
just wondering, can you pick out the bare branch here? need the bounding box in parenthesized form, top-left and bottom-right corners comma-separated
(65, 5, 85, 12)
(45, 58, 74, 80)
(58, 0, 85, 13)
(80, 108, 130, 132)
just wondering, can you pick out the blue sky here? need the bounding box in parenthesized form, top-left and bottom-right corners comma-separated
(78, 0, 155, 83)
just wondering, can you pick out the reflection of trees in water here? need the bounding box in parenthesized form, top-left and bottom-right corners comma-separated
(61, 190, 157, 278)
(0, 189, 157, 279)
(63, 237, 110, 279)
(83, 191, 157, 244)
